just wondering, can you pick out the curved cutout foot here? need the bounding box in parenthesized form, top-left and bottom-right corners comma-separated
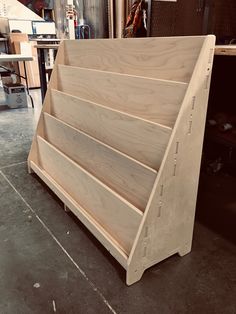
(126, 268, 144, 286)
(178, 244, 192, 257)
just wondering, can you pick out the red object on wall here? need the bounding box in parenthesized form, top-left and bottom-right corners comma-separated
(18, 0, 49, 14)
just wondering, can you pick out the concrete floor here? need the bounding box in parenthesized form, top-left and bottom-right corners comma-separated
(0, 89, 236, 314)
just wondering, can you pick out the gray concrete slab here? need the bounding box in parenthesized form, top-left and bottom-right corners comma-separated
(0, 172, 112, 314)
(0, 89, 236, 313)
(0, 88, 41, 168)
(2, 162, 236, 314)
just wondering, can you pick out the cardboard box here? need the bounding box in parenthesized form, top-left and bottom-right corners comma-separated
(4, 83, 27, 109)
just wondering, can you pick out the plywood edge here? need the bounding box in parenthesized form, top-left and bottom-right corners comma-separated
(29, 160, 128, 269)
(28, 41, 66, 172)
(54, 40, 66, 65)
(27, 90, 50, 172)
(126, 35, 216, 285)
(64, 36, 207, 45)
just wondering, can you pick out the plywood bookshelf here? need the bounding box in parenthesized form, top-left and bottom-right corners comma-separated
(28, 35, 215, 285)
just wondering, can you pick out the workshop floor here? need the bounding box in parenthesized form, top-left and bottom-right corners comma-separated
(0, 89, 236, 314)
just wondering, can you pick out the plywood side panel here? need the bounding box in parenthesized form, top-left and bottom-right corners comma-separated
(57, 65, 187, 127)
(51, 89, 172, 169)
(126, 35, 216, 285)
(37, 136, 142, 254)
(64, 36, 205, 82)
(27, 41, 66, 170)
(43, 113, 157, 210)
(29, 161, 128, 269)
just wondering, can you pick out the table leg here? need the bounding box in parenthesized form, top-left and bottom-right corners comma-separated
(37, 48, 47, 103)
(4, 40, 8, 54)
(23, 61, 34, 108)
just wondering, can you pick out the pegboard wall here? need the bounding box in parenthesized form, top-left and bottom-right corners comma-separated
(149, 0, 236, 41)
(0, 1, 7, 17)
(150, 0, 204, 37)
(210, 0, 236, 42)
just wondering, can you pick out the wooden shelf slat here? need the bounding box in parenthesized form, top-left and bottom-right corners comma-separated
(50, 89, 172, 169)
(64, 36, 205, 82)
(57, 65, 187, 127)
(30, 160, 128, 268)
(43, 113, 157, 210)
(37, 136, 143, 254)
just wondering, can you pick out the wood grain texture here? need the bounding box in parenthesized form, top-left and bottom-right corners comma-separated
(43, 112, 157, 210)
(37, 136, 142, 254)
(51, 89, 172, 169)
(64, 36, 205, 82)
(30, 160, 128, 268)
(27, 41, 66, 170)
(57, 65, 187, 127)
(126, 35, 216, 285)
(0, 55, 33, 62)
(27, 36, 215, 285)
(214, 45, 236, 56)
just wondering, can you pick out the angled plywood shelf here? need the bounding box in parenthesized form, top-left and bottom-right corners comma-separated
(28, 35, 215, 285)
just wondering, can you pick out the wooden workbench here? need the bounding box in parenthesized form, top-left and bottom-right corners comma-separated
(215, 45, 236, 56)
(0, 54, 33, 62)
(0, 54, 34, 107)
